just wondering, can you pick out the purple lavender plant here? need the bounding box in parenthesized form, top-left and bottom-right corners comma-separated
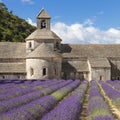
(0, 80, 72, 114)
(88, 80, 114, 120)
(41, 81, 88, 120)
(0, 80, 80, 119)
(100, 80, 120, 110)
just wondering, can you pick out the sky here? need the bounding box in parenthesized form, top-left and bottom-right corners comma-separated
(1, 0, 120, 44)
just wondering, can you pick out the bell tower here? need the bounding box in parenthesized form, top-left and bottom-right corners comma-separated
(26, 8, 62, 53)
(26, 8, 62, 79)
(37, 9, 51, 30)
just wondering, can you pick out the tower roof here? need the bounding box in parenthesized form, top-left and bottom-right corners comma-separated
(37, 9, 50, 19)
(26, 29, 61, 41)
(27, 43, 61, 58)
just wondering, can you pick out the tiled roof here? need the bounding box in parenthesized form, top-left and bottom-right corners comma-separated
(26, 29, 61, 41)
(61, 44, 120, 58)
(89, 58, 111, 68)
(27, 43, 61, 58)
(0, 42, 26, 59)
(37, 9, 50, 19)
(62, 60, 89, 72)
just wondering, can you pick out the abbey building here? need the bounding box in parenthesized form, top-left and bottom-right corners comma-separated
(0, 9, 120, 81)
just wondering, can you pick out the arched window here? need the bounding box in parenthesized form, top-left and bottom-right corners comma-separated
(30, 67, 34, 76)
(43, 68, 47, 76)
(41, 20, 46, 29)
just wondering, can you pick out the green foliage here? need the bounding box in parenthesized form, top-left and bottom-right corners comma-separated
(29, 107, 39, 118)
(35, 85, 42, 90)
(0, 2, 36, 42)
(51, 92, 64, 100)
(89, 107, 112, 120)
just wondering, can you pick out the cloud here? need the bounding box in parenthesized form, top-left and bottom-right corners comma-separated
(83, 19, 94, 26)
(26, 18, 36, 26)
(26, 17, 120, 44)
(51, 22, 120, 44)
(21, 0, 34, 4)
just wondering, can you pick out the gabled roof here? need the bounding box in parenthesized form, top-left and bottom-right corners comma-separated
(37, 9, 50, 19)
(27, 43, 61, 58)
(26, 29, 61, 41)
(89, 58, 111, 68)
(61, 44, 120, 58)
(62, 60, 89, 72)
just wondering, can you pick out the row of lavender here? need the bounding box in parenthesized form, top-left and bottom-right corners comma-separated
(1, 79, 120, 120)
(88, 80, 114, 120)
(106, 80, 120, 92)
(0, 79, 88, 120)
(0, 80, 74, 114)
(0, 79, 64, 96)
(99, 80, 120, 111)
(42, 81, 88, 120)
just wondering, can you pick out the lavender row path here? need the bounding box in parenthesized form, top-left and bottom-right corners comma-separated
(0, 80, 81, 120)
(79, 82, 89, 120)
(41, 81, 88, 120)
(88, 80, 114, 120)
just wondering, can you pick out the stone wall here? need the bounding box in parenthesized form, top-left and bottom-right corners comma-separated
(26, 58, 61, 79)
(91, 68, 110, 80)
(0, 73, 26, 79)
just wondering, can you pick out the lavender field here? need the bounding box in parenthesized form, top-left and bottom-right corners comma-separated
(0, 79, 120, 120)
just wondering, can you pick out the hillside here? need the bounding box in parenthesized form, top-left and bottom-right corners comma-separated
(0, 2, 36, 42)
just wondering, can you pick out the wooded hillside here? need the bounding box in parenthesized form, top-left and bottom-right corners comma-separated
(0, 2, 36, 42)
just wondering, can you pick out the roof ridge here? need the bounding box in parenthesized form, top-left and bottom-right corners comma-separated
(37, 9, 50, 19)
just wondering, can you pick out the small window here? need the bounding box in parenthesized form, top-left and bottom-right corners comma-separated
(43, 68, 46, 76)
(41, 20, 46, 29)
(56, 42, 59, 48)
(54, 68, 57, 75)
(30, 68, 34, 76)
(2, 76, 5, 79)
(18, 76, 20, 79)
(54, 42, 59, 50)
(117, 76, 120, 80)
(100, 76, 102, 80)
(28, 42, 32, 48)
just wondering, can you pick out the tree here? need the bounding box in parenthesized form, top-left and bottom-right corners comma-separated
(0, 2, 36, 42)
(0, 2, 8, 11)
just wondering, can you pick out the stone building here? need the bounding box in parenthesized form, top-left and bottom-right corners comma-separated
(0, 9, 120, 81)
